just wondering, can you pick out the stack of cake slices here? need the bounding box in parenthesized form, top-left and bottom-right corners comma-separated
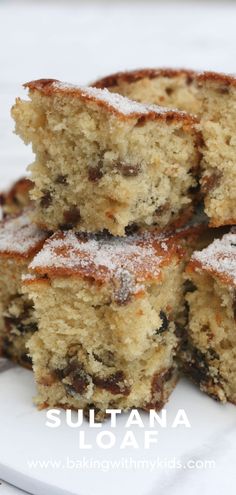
(0, 68, 235, 419)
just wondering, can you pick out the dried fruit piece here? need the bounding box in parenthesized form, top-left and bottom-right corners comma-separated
(155, 310, 169, 334)
(40, 190, 52, 208)
(201, 172, 221, 195)
(55, 174, 68, 185)
(56, 359, 91, 395)
(94, 371, 130, 396)
(116, 162, 141, 177)
(88, 163, 103, 182)
(60, 207, 81, 230)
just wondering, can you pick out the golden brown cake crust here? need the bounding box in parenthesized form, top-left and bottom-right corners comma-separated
(197, 71, 236, 87)
(0, 212, 48, 260)
(25, 223, 207, 286)
(23, 79, 198, 126)
(93, 68, 197, 88)
(186, 230, 236, 287)
(26, 230, 185, 285)
(0, 177, 32, 207)
(94, 67, 236, 90)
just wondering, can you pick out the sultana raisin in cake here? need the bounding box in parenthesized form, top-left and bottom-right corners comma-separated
(23, 229, 191, 418)
(196, 71, 236, 227)
(95, 68, 236, 227)
(93, 68, 200, 114)
(11, 79, 200, 235)
(183, 230, 236, 404)
(0, 212, 48, 367)
(0, 177, 33, 218)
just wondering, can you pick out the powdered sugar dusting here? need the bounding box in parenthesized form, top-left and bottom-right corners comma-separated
(161, 241, 168, 251)
(192, 231, 236, 285)
(53, 82, 183, 117)
(0, 212, 48, 256)
(29, 230, 176, 296)
(22, 273, 38, 282)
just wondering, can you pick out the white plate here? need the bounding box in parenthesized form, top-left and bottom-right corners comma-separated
(0, 363, 235, 495)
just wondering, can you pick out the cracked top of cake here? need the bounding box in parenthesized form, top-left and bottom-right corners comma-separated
(93, 67, 197, 89)
(0, 212, 48, 259)
(26, 230, 184, 293)
(187, 230, 236, 286)
(23, 79, 197, 124)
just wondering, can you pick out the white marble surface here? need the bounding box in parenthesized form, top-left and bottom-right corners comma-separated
(0, 481, 29, 495)
(0, 1, 236, 494)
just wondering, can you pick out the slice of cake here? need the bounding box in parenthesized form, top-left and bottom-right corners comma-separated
(12, 79, 200, 235)
(196, 71, 236, 227)
(0, 212, 48, 367)
(23, 229, 188, 418)
(0, 177, 33, 218)
(183, 230, 236, 404)
(95, 68, 236, 227)
(93, 68, 200, 114)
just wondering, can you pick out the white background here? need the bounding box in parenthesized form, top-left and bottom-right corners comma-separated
(0, 1, 236, 494)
